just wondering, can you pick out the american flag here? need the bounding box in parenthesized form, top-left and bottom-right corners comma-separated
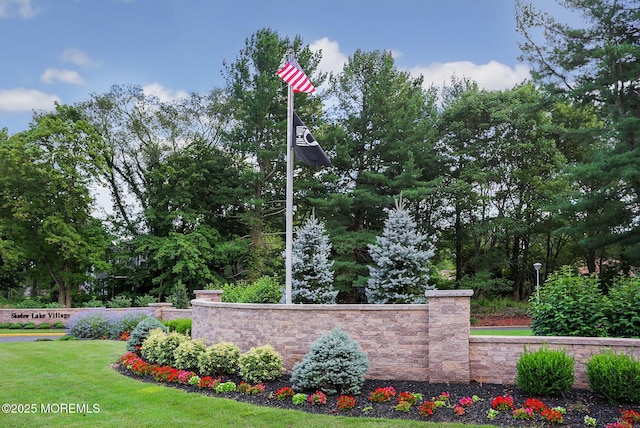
(276, 57, 315, 93)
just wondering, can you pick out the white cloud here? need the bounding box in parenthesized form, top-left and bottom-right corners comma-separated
(61, 48, 95, 67)
(142, 83, 188, 102)
(409, 61, 531, 91)
(41, 68, 85, 85)
(0, 0, 39, 18)
(310, 37, 348, 76)
(0, 88, 59, 112)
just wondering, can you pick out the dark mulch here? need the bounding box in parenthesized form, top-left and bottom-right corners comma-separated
(114, 365, 638, 427)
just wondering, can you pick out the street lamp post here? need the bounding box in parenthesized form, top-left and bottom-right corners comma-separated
(533, 262, 542, 303)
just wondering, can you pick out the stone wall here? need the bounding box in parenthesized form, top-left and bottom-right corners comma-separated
(470, 335, 640, 388)
(191, 301, 430, 380)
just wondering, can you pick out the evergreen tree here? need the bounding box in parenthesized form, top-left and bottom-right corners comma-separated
(291, 215, 338, 304)
(366, 197, 435, 303)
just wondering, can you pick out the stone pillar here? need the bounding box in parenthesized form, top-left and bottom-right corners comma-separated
(193, 289, 223, 302)
(148, 302, 173, 320)
(425, 289, 474, 384)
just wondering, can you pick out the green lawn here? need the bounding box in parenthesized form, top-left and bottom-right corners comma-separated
(0, 340, 497, 428)
(0, 329, 66, 335)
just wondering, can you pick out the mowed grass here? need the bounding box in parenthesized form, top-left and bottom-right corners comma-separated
(0, 329, 66, 335)
(470, 328, 532, 336)
(0, 340, 498, 428)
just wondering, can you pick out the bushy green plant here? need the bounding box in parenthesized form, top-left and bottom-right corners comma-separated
(9, 323, 23, 329)
(141, 330, 189, 366)
(515, 345, 575, 396)
(23, 322, 36, 329)
(214, 381, 237, 393)
(606, 276, 640, 338)
(16, 299, 42, 308)
(106, 295, 132, 308)
(197, 341, 241, 376)
(52, 321, 66, 329)
(291, 326, 369, 395)
(118, 312, 150, 334)
(134, 294, 157, 307)
(37, 323, 51, 329)
(529, 266, 608, 337)
(83, 298, 104, 308)
(168, 281, 190, 309)
(163, 318, 192, 335)
(44, 302, 64, 308)
(586, 350, 640, 404)
(126, 316, 167, 352)
(67, 311, 116, 339)
(173, 339, 207, 372)
(0, 322, 11, 328)
(238, 345, 284, 383)
(222, 277, 282, 303)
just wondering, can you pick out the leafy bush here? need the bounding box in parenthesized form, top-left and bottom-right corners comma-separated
(222, 277, 282, 303)
(23, 322, 36, 329)
(53, 322, 66, 329)
(529, 266, 608, 337)
(291, 326, 369, 395)
(164, 318, 192, 335)
(586, 350, 640, 404)
(106, 295, 132, 308)
(9, 323, 23, 329)
(238, 345, 284, 383)
(67, 311, 118, 339)
(44, 302, 64, 308)
(0, 322, 11, 328)
(37, 323, 51, 329)
(515, 345, 574, 396)
(126, 316, 167, 352)
(82, 298, 104, 308)
(141, 330, 189, 366)
(606, 276, 640, 338)
(118, 312, 150, 334)
(134, 294, 157, 307)
(173, 339, 207, 372)
(15, 299, 42, 308)
(168, 281, 190, 309)
(197, 342, 241, 376)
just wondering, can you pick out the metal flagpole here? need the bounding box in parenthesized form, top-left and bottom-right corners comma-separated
(284, 48, 294, 304)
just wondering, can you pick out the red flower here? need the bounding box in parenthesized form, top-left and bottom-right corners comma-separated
(491, 395, 514, 411)
(336, 395, 356, 411)
(418, 401, 436, 418)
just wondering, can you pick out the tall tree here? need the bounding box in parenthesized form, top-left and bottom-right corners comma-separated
(319, 49, 438, 301)
(366, 196, 435, 303)
(517, 0, 640, 266)
(222, 28, 325, 281)
(0, 105, 110, 306)
(290, 214, 338, 303)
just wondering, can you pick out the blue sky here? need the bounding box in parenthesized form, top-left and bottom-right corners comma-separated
(0, 0, 574, 135)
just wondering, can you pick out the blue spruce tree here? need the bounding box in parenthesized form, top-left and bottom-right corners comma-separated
(291, 214, 338, 303)
(366, 196, 435, 303)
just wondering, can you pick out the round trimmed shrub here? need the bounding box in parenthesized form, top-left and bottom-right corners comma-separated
(515, 345, 574, 396)
(37, 323, 51, 329)
(0, 322, 11, 329)
(586, 350, 640, 404)
(173, 339, 207, 372)
(126, 317, 167, 352)
(197, 342, 241, 376)
(141, 330, 189, 366)
(23, 322, 36, 329)
(291, 326, 369, 395)
(238, 345, 284, 383)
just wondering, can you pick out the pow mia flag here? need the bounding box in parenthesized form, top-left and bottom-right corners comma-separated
(292, 111, 331, 167)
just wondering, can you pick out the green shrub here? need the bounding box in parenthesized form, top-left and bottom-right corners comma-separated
(291, 326, 369, 395)
(23, 322, 36, 329)
(16, 299, 41, 308)
(238, 345, 284, 383)
(173, 339, 207, 372)
(163, 318, 192, 335)
(134, 294, 157, 307)
(126, 317, 167, 352)
(0, 322, 11, 328)
(67, 312, 116, 339)
(44, 302, 64, 308)
(198, 342, 241, 376)
(37, 323, 51, 329)
(53, 322, 65, 329)
(83, 298, 104, 308)
(168, 281, 190, 309)
(586, 350, 640, 404)
(606, 276, 640, 338)
(106, 295, 132, 308)
(118, 312, 150, 334)
(141, 330, 189, 366)
(515, 345, 575, 396)
(222, 277, 282, 304)
(529, 266, 608, 337)
(9, 323, 23, 329)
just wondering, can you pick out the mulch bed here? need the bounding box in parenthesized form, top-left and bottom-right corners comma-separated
(115, 364, 639, 427)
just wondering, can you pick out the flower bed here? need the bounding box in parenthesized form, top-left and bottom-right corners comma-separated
(116, 352, 639, 426)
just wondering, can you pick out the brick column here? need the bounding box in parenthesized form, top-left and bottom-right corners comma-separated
(148, 302, 173, 320)
(193, 290, 223, 302)
(425, 289, 473, 384)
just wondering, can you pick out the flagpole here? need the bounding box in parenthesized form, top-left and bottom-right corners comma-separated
(284, 48, 294, 304)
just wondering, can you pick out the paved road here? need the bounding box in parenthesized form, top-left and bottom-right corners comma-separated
(0, 333, 66, 343)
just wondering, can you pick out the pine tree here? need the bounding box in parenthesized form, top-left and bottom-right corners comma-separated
(291, 215, 338, 303)
(366, 197, 435, 303)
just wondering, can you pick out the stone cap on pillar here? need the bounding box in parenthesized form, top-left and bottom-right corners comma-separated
(425, 289, 474, 298)
(193, 289, 223, 302)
